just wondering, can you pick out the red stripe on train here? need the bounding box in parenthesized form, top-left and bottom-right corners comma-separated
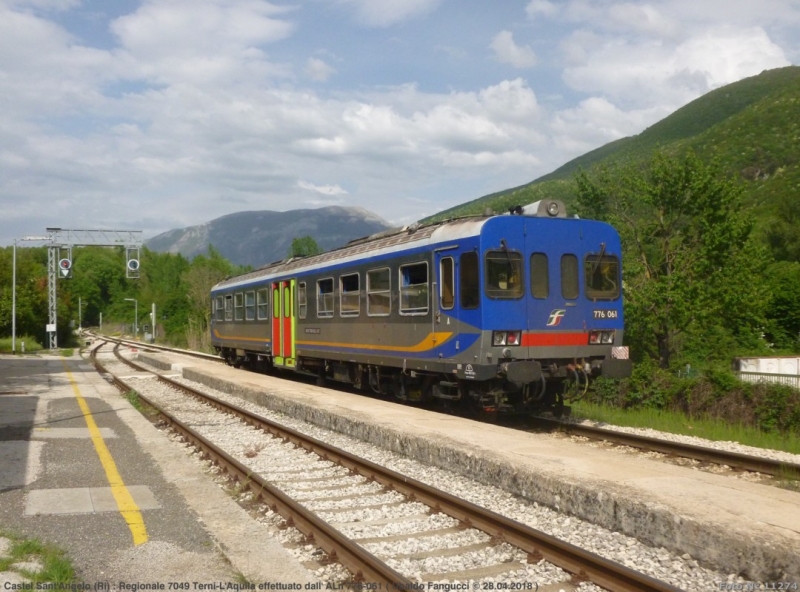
(522, 332, 588, 346)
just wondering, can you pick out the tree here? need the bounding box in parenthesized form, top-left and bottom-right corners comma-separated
(289, 236, 321, 258)
(575, 150, 771, 369)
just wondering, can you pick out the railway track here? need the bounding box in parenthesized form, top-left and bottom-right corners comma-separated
(530, 417, 800, 480)
(89, 338, 683, 592)
(100, 332, 800, 483)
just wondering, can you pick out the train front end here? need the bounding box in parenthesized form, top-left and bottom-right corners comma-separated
(457, 200, 631, 415)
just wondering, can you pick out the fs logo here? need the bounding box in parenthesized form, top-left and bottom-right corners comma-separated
(546, 309, 566, 327)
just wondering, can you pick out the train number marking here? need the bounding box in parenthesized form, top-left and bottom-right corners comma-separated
(593, 309, 618, 319)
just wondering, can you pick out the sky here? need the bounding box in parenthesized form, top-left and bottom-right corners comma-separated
(1, 0, 798, 246)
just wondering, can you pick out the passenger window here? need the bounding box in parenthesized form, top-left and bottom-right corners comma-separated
(367, 268, 391, 316)
(530, 253, 549, 299)
(399, 262, 428, 315)
(485, 251, 524, 299)
(283, 286, 290, 317)
(585, 254, 620, 300)
(460, 252, 479, 309)
(224, 295, 233, 322)
(257, 288, 269, 320)
(440, 257, 455, 310)
(273, 286, 280, 318)
(340, 273, 360, 317)
(234, 293, 244, 321)
(298, 283, 307, 319)
(561, 254, 579, 299)
(245, 291, 255, 321)
(215, 296, 224, 321)
(317, 278, 334, 318)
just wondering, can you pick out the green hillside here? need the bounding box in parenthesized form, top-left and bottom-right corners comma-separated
(424, 65, 800, 257)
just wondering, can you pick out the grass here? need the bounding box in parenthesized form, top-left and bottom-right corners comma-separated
(124, 390, 143, 412)
(570, 401, 800, 455)
(0, 529, 75, 584)
(0, 336, 44, 354)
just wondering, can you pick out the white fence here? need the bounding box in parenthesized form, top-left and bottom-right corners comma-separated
(736, 372, 800, 390)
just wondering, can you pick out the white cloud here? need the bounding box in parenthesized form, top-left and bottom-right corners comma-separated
(305, 57, 336, 81)
(562, 24, 790, 108)
(526, 0, 557, 19)
(338, 0, 442, 27)
(490, 31, 537, 69)
(297, 180, 348, 195)
(110, 0, 294, 86)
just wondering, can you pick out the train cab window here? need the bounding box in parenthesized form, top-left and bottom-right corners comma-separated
(257, 288, 269, 320)
(367, 268, 391, 316)
(561, 254, 579, 299)
(298, 282, 307, 319)
(224, 295, 233, 321)
(440, 257, 455, 310)
(399, 262, 428, 315)
(215, 296, 224, 321)
(485, 251, 523, 299)
(340, 273, 360, 317)
(530, 253, 549, 299)
(245, 291, 255, 321)
(585, 254, 620, 300)
(460, 252, 479, 309)
(317, 278, 334, 318)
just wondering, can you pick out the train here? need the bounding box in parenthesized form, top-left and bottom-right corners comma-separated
(210, 199, 631, 417)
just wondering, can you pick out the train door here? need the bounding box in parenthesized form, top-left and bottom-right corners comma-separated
(271, 279, 296, 368)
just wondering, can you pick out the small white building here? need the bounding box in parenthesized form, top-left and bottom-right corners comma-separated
(734, 356, 800, 389)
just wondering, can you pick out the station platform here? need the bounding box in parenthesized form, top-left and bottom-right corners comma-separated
(0, 353, 313, 586)
(134, 349, 800, 583)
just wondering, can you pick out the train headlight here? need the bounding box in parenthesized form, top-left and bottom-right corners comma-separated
(493, 331, 507, 346)
(601, 330, 615, 344)
(547, 201, 560, 216)
(589, 331, 601, 344)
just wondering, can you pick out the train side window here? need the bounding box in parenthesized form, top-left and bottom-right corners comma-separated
(561, 254, 579, 299)
(585, 254, 620, 300)
(298, 282, 307, 319)
(284, 285, 291, 317)
(234, 293, 244, 320)
(485, 250, 524, 299)
(340, 273, 360, 317)
(367, 268, 391, 316)
(317, 278, 334, 318)
(224, 294, 233, 321)
(257, 288, 269, 320)
(245, 291, 255, 321)
(530, 253, 549, 299)
(215, 296, 224, 321)
(440, 257, 454, 310)
(399, 262, 428, 315)
(460, 252, 479, 309)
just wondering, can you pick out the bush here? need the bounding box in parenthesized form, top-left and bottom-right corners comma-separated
(0, 335, 43, 354)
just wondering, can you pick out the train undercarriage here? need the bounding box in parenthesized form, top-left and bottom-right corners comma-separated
(216, 347, 602, 419)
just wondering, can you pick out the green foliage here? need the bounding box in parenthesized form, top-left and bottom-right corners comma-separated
(0, 335, 43, 353)
(289, 236, 321, 258)
(576, 150, 771, 369)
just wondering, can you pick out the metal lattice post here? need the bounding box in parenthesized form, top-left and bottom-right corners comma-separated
(48, 246, 58, 349)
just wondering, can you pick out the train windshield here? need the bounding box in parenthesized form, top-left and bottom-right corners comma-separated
(585, 254, 620, 300)
(485, 250, 524, 299)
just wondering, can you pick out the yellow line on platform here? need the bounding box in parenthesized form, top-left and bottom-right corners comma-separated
(62, 360, 148, 545)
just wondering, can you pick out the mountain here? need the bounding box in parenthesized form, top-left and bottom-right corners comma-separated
(423, 65, 800, 254)
(146, 206, 393, 268)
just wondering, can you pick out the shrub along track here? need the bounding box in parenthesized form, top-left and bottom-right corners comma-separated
(87, 339, 681, 592)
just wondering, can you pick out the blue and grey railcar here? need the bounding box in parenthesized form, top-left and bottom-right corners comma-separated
(210, 200, 631, 416)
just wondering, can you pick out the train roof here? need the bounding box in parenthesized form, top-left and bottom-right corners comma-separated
(211, 199, 570, 291)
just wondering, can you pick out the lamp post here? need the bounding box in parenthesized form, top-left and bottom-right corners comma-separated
(124, 298, 138, 339)
(12, 235, 50, 354)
